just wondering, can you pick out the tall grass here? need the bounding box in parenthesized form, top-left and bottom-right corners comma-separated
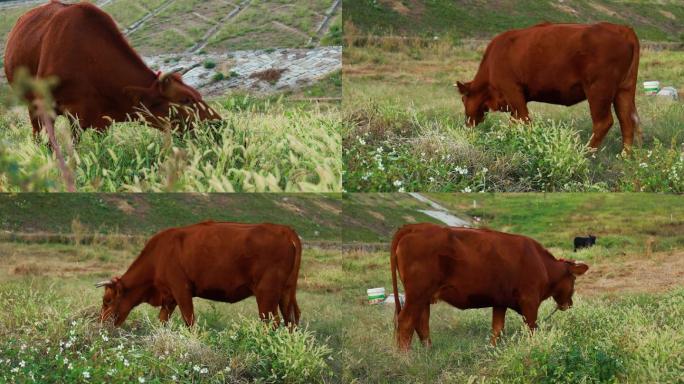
(0, 95, 342, 192)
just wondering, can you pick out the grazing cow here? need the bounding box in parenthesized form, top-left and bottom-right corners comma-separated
(456, 22, 640, 149)
(390, 223, 588, 350)
(574, 235, 597, 252)
(96, 221, 302, 327)
(4, 1, 220, 138)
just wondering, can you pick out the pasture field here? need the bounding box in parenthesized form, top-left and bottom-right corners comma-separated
(343, 36, 684, 192)
(0, 92, 342, 192)
(1, 234, 682, 382)
(1, 193, 682, 383)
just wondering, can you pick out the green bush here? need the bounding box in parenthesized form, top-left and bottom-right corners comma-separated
(618, 139, 684, 192)
(203, 60, 216, 69)
(222, 317, 333, 383)
(490, 290, 684, 383)
(0, 283, 333, 384)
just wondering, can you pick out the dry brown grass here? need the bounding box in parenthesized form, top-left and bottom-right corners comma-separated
(249, 68, 287, 84)
(578, 250, 684, 296)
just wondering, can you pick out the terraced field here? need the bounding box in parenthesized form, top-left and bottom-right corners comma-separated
(0, 0, 342, 57)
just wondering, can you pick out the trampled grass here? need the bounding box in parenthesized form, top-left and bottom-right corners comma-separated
(0, 239, 682, 383)
(0, 94, 342, 192)
(343, 38, 684, 192)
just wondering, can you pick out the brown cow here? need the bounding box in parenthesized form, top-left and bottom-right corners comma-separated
(390, 223, 588, 350)
(4, 1, 220, 138)
(96, 221, 302, 327)
(456, 22, 640, 149)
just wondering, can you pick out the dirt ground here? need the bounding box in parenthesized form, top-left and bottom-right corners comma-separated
(577, 250, 684, 296)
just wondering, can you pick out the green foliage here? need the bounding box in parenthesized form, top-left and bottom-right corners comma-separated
(203, 60, 216, 69)
(211, 72, 225, 82)
(321, 16, 342, 46)
(0, 95, 342, 192)
(223, 317, 333, 383)
(0, 282, 333, 384)
(618, 139, 684, 192)
(490, 292, 684, 383)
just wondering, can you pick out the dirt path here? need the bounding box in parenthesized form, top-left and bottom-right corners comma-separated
(577, 251, 684, 296)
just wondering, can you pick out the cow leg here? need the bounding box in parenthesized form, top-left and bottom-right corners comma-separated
(613, 89, 640, 150)
(586, 91, 615, 149)
(170, 288, 195, 326)
(503, 89, 530, 122)
(396, 301, 422, 351)
(255, 285, 282, 326)
(490, 306, 507, 346)
(159, 300, 177, 324)
(28, 108, 43, 142)
(519, 299, 540, 332)
(278, 287, 300, 329)
(415, 304, 432, 348)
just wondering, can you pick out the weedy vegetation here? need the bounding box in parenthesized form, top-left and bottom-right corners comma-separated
(0, 92, 342, 192)
(0, 236, 682, 383)
(343, 27, 684, 192)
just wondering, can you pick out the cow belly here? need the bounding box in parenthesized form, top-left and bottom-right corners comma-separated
(195, 284, 252, 303)
(437, 285, 510, 309)
(527, 83, 585, 106)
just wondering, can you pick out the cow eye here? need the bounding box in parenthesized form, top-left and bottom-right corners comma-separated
(182, 98, 193, 105)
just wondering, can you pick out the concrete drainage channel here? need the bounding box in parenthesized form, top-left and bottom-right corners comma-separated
(408, 193, 471, 227)
(146, 46, 342, 95)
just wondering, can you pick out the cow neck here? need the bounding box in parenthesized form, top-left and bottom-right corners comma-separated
(542, 257, 568, 298)
(93, 24, 158, 99)
(119, 257, 154, 297)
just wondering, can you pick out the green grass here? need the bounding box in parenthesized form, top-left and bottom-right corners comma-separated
(0, 93, 342, 192)
(426, 193, 684, 260)
(0, 193, 342, 242)
(0, 239, 681, 383)
(343, 41, 684, 192)
(206, 0, 338, 51)
(338, 192, 684, 260)
(344, 0, 684, 42)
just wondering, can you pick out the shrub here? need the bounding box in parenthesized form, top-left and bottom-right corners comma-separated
(221, 317, 333, 383)
(617, 139, 684, 192)
(203, 60, 216, 69)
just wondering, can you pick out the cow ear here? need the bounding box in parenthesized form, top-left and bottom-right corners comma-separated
(570, 262, 589, 276)
(456, 81, 470, 95)
(123, 86, 155, 106)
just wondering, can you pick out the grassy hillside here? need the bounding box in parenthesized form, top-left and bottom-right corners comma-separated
(345, 0, 684, 42)
(0, 193, 342, 242)
(427, 193, 684, 258)
(341, 193, 443, 243)
(340, 192, 684, 259)
(0, 0, 341, 57)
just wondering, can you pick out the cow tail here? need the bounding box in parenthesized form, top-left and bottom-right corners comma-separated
(623, 26, 642, 140)
(288, 231, 302, 326)
(390, 228, 404, 331)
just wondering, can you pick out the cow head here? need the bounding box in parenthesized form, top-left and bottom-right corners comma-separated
(456, 81, 489, 126)
(551, 260, 589, 310)
(124, 72, 221, 131)
(589, 235, 597, 245)
(95, 276, 137, 326)
(456, 81, 509, 126)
